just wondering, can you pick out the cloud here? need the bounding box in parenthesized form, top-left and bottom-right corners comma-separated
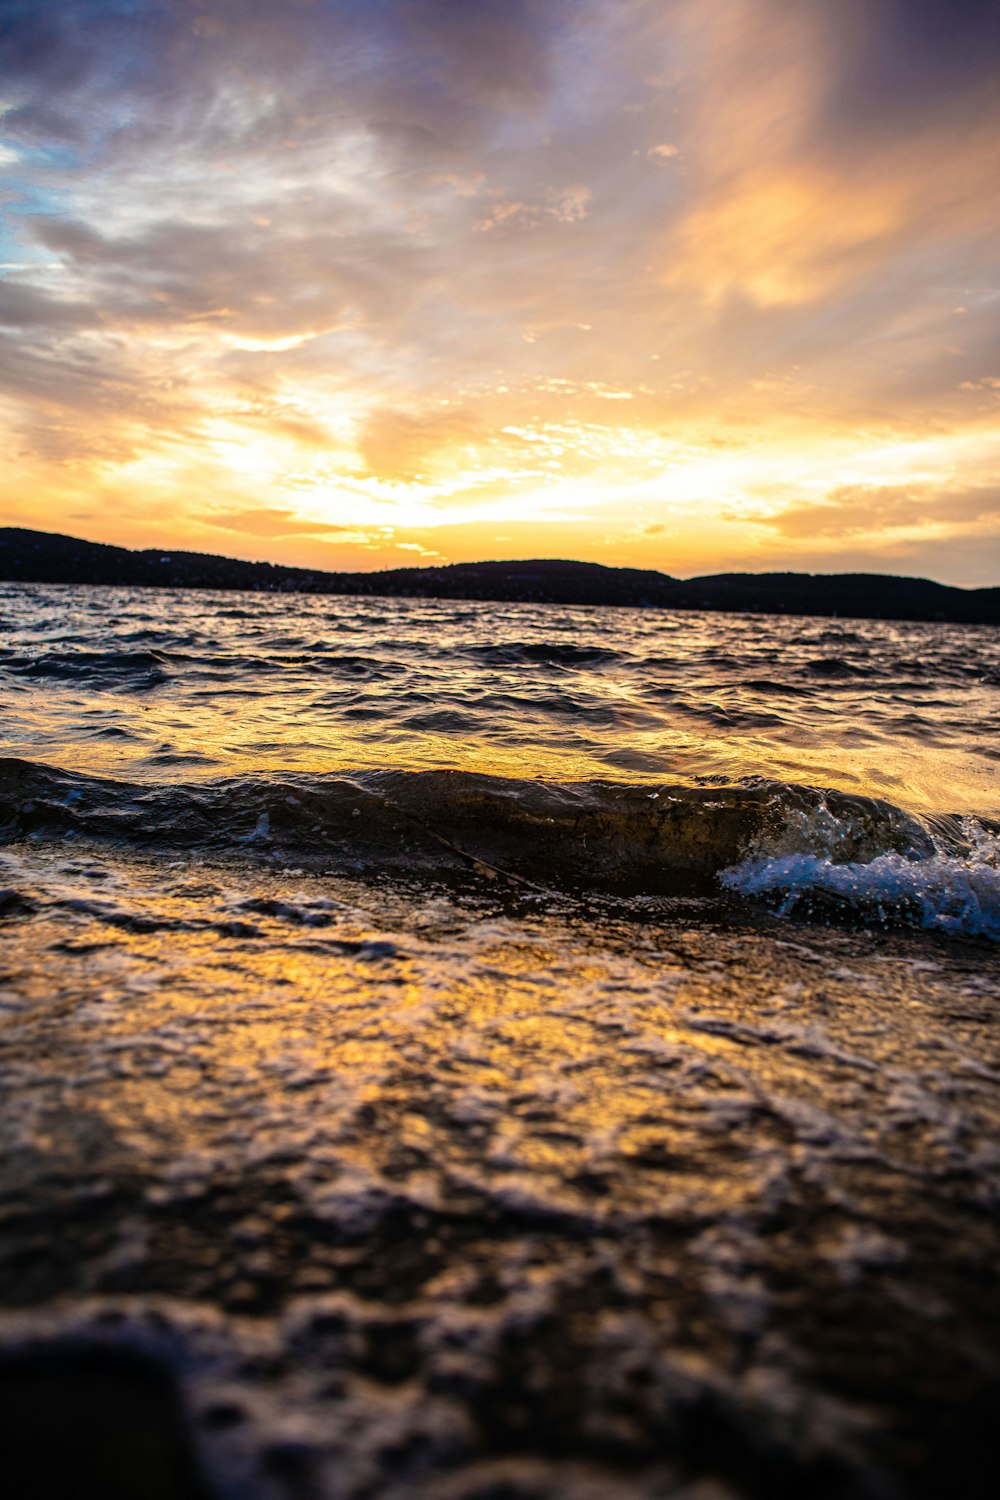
(658, 0, 1000, 319)
(0, 281, 98, 332)
(665, 170, 905, 309)
(360, 407, 487, 483)
(205, 507, 353, 538)
(476, 185, 592, 233)
(814, 0, 1000, 142)
(1, 1, 998, 583)
(758, 485, 1000, 539)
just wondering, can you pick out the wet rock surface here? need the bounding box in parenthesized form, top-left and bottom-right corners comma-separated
(1, 845, 999, 1497)
(0, 1347, 212, 1500)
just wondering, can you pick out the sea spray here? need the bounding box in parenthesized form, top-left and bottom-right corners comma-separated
(721, 814, 1000, 938)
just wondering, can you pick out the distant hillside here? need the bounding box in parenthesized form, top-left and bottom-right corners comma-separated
(1, 527, 998, 624)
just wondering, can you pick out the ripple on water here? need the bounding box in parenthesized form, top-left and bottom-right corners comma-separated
(0, 583, 997, 815)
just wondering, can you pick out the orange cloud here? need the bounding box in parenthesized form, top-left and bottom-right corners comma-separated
(205, 508, 354, 538)
(665, 170, 902, 308)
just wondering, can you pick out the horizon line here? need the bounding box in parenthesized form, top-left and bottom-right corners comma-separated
(3, 526, 998, 594)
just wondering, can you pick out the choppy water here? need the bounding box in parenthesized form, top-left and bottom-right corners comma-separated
(1, 581, 998, 936)
(3, 581, 999, 800)
(2, 582, 1000, 1499)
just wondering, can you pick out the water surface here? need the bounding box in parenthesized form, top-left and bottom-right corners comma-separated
(1, 582, 999, 1499)
(3, 582, 997, 814)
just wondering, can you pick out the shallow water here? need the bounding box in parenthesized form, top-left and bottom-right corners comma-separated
(2, 843, 1000, 1499)
(1, 583, 999, 1498)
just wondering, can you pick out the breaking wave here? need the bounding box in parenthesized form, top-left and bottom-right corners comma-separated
(719, 791, 1000, 938)
(721, 831, 1000, 939)
(1, 755, 996, 936)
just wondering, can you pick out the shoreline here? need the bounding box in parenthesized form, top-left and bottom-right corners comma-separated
(1, 841, 999, 1498)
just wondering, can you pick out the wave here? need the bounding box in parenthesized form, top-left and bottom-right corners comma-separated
(717, 794, 1000, 939)
(2, 757, 997, 937)
(1, 646, 418, 683)
(462, 641, 624, 667)
(803, 656, 873, 678)
(3, 649, 171, 689)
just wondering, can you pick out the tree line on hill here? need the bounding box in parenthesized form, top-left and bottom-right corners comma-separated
(2, 527, 998, 624)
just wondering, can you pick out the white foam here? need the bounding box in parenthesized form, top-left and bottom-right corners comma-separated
(721, 821, 1000, 940)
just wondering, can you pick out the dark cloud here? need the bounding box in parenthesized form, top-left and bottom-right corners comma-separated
(23, 206, 438, 350)
(1, 102, 87, 147)
(815, 0, 1000, 143)
(389, 0, 560, 111)
(0, 329, 127, 411)
(0, 0, 568, 166)
(0, 281, 98, 332)
(0, 4, 97, 94)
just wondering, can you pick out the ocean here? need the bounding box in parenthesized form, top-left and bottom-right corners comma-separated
(1, 580, 999, 1499)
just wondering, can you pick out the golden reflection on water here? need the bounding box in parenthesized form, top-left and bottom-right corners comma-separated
(7, 846, 997, 1247)
(0, 857, 718, 1218)
(3, 831, 1000, 1500)
(14, 703, 999, 818)
(3, 589, 998, 815)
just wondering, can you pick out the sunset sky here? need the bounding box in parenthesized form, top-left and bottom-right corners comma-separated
(2, 0, 999, 583)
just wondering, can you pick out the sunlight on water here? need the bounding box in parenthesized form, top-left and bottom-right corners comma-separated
(2, 582, 998, 817)
(2, 589, 1000, 1498)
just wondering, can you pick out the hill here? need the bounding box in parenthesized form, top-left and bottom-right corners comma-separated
(1, 527, 998, 624)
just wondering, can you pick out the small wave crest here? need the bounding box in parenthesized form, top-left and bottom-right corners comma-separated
(722, 815, 1000, 940)
(463, 641, 622, 667)
(803, 657, 872, 678)
(5, 649, 170, 690)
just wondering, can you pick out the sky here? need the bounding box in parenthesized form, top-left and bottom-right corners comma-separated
(1, 0, 999, 584)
